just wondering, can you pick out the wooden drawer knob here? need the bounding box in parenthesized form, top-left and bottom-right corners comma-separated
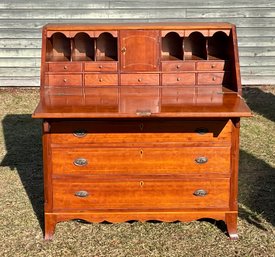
(193, 189, 208, 197)
(212, 76, 216, 81)
(63, 78, 67, 82)
(211, 64, 216, 69)
(99, 78, 103, 82)
(99, 65, 103, 69)
(64, 65, 68, 70)
(138, 78, 142, 82)
(176, 77, 181, 81)
(176, 64, 181, 69)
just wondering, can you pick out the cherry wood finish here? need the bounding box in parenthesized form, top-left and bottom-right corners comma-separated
(33, 22, 252, 240)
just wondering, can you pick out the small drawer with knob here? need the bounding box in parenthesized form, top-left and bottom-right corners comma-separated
(52, 178, 230, 210)
(48, 62, 82, 72)
(162, 73, 195, 86)
(120, 74, 159, 86)
(45, 74, 82, 87)
(85, 74, 118, 86)
(196, 61, 228, 71)
(84, 62, 118, 72)
(162, 61, 195, 72)
(197, 72, 228, 85)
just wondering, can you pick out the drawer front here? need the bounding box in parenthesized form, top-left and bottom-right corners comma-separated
(197, 72, 226, 85)
(196, 61, 228, 71)
(162, 62, 195, 71)
(85, 74, 118, 86)
(84, 62, 117, 72)
(52, 178, 230, 210)
(46, 74, 82, 87)
(162, 73, 195, 86)
(120, 74, 159, 86)
(51, 146, 231, 175)
(48, 62, 82, 72)
(50, 120, 232, 144)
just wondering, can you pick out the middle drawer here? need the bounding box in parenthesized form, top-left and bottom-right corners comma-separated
(51, 146, 231, 176)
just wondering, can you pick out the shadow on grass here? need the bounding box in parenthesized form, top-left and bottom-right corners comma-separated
(240, 87, 275, 228)
(243, 86, 275, 122)
(0, 114, 43, 230)
(239, 150, 275, 229)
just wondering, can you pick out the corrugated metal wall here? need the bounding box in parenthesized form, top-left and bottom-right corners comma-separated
(0, 0, 274, 86)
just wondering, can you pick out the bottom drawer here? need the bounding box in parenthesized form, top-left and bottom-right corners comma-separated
(52, 179, 230, 210)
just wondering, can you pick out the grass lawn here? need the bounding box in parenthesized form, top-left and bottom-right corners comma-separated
(0, 86, 274, 257)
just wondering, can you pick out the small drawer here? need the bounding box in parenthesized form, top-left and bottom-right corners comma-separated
(162, 61, 195, 71)
(52, 178, 230, 210)
(162, 73, 195, 86)
(84, 62, 117, 72)
(85, 74, 118, 86)
(48, 62, 82, 72)
(120, 74, 159, 86)
(45, 74, 82, 87)
(196, 61, 228, 71)
(197, 72, 226, 85)
(51, 146, 231, 176)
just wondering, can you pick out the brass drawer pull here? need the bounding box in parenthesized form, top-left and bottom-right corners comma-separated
(136, 110, 152, 116)
(195, 156, 208, 164)
(73, 130, 87, 138)
(193, 189, 208, 197)
(195, 127, 209, 135)
(75, 191, 89, 198)
(73, 158, 88, 167)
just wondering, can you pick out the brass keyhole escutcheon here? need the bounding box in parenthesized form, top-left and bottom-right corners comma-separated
(140, 181, 144, 187)
(121, 47, 126, 53)
(140, 149, 143, 158)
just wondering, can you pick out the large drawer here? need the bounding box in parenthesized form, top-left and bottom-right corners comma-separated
(52, 178, 230, 210)
(51, 146, 231, 175)
(49, 120, 232, 144)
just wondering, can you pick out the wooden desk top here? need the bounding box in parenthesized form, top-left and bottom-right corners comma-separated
(32, 86, 252, 119)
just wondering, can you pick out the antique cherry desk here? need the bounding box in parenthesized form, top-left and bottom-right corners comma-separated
(32, 22, 252, 240)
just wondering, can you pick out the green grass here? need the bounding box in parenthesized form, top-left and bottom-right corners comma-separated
(0, 86, 274, 257)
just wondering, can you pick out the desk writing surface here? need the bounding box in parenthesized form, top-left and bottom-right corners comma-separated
(32, 86, 252, 119)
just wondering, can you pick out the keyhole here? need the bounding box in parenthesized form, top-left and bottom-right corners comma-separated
(140, 149, 143, 158)
(139, 123, 144, 131)
(140, 181, 144, 187)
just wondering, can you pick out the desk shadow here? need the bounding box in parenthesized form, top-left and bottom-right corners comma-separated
(243, 86, 275, 122)
(1, 114, 43, 230)
(239, 150, 275, 229)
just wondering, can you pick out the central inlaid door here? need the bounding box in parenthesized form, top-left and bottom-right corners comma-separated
(120, 30, 160, 71)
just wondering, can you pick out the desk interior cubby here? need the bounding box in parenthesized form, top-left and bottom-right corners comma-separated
(161, 32, 183, 60)
(96, 32, 118, 61)
(46, 31, 118, 62)
(208, 31, 230, 60)
(46, 32, 71, 62)
(184, 32, 207, 60)
(72, 32, 94, 61)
